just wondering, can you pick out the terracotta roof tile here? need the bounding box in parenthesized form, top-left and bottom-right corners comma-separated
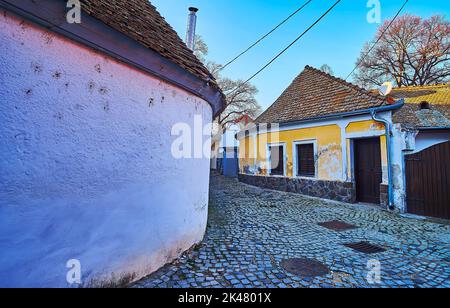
(390, 84, 450, 105)
(256, 66, 388, 124)
(390, 84, 450, 128)
(79, 0, 216, 85)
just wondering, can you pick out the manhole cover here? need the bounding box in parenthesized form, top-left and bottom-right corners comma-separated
(280, 258, 330, 278)
(343, 242, 387, 254)
(318, 220, 357, 232)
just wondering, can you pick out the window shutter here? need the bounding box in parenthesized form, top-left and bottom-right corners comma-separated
(297, 144, 315, 177)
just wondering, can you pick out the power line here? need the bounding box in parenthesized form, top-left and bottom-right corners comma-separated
(228, 0, 342, 97)
(345, 0, 409, 81)
(220, 0, 314, 71)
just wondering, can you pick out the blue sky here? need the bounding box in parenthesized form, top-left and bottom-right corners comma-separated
(151, 0, 450, 110)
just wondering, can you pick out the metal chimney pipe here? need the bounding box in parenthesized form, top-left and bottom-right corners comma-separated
(185, 7, 198, 50)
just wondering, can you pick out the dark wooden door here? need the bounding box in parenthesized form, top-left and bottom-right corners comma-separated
(354, 138, 382, 204)
(405, 141, 450, 220)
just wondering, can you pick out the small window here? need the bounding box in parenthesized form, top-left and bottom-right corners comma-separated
(419, 101, 430, 110)
(296, 143, 315, 177)
(269, 145, 285, 176)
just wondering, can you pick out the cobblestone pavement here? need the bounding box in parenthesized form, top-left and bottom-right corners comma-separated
(134, 175, 450, 288)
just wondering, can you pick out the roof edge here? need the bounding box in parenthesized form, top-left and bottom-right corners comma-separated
(391, 83, 450, 91)
(417, 127, 450, 131)
(0, 0, 225, 116)
(239, 100, 404, 138)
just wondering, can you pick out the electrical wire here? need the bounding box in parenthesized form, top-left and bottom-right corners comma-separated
(220, 0, 314, 71)
(345, 0, 409, 81)
(228, 0, 342, 97)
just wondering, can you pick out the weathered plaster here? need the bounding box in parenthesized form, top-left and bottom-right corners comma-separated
(346, 120, 385, 134)
(240, 125, 343, 180)
(0, 12, 212, 287)
(317, 143, 342, 180)
(413, 131, 450, 154)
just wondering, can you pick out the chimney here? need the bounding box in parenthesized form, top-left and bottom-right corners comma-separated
(185, 7, 198, 51)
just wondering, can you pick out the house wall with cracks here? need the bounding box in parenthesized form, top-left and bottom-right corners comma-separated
(0, 11, 212, 287)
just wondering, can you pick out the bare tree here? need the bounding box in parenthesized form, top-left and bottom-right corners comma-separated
(215, 77, 260, 128)
(353, 14, 450, 88)
(320, 64, 334, 75)
(194, 36, 261, 128)
(193, 35, 208, 63)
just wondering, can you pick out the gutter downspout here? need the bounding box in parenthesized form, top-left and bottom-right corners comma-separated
(369, 100, 404, 211)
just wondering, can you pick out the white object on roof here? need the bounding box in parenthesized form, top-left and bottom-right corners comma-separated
(379, 82, 393, 96)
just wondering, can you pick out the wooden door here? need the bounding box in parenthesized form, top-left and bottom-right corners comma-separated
(354, 138, 382, 204)
(405, 141, 450, 220)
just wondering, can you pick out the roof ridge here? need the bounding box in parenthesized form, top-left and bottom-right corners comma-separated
(255, 65, 390, 124)
(79, 0, 216, 85)
(304, 65, 386, 102)
(391, 83, 450, 91)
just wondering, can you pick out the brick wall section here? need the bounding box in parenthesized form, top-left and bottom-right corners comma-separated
(238, 174, 356, 203)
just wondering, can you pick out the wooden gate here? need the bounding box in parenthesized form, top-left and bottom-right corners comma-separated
(405, 141, 450, 220)
(354, 138, 382, 204)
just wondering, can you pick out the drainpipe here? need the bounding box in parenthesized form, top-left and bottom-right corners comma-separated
(185, 7, 198, 50)
(369, 100, 404, 211)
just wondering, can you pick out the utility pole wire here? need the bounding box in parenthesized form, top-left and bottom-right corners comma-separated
(220, 0, 313, 72)
(345, 0, 409, 81)
(228, 0, 342, 97)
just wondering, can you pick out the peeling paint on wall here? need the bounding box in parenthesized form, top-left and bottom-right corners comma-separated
(239, 125, 342, 181)
(318, 143, 342, 180)
(52, 71, 62, 79)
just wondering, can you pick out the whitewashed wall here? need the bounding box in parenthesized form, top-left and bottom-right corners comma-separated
(391, 126, 450, 213)
(219, 124, 240, 149)
(412, 131, 450, 154)
(0, 11, 212, 287)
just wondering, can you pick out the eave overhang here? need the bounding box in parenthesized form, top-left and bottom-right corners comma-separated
(0, 0, 226, 117)
(237, 100, 405, 139)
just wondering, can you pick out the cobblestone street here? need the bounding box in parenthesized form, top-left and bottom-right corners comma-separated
(134, 175, 450, 288)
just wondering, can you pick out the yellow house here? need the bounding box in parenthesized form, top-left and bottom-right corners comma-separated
(237, 66, 450, 219)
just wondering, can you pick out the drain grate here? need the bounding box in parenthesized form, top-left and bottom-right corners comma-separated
(318, 220, 357, 232)
(344, 242, 387, 254)
(280, 258, 330, 278)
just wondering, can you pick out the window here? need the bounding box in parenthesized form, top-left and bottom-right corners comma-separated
(269, 145, 285, 176)
(419, 101, 430, 110)
(296, 143, 315, 177)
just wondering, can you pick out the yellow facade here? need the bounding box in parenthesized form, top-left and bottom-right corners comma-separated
(239, 119, 388, 183)
(345, 120, 388, 182)
(346, 120, 384, 134)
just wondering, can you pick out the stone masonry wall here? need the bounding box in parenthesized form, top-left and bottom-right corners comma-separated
(380, 184, 389, 209)
(238, 174, 356, 203)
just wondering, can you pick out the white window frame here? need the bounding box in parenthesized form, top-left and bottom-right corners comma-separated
(293, 140, 318, 179)
(267, 142, 287, 177)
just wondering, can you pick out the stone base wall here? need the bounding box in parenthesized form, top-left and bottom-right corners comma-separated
(380, 184, 389, 208)
(238, 174, 356, 203)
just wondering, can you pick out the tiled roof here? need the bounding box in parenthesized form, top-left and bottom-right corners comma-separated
(390, 84, 450, 129)
(390, 84, 450, 105)
(256, 66, 388, 124)
(80, 0, 215, 85)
